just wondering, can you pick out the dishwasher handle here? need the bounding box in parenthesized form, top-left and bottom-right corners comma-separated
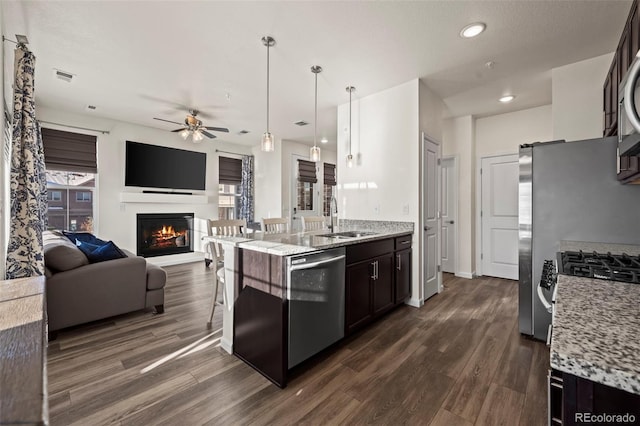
(289, 255, 346, 271)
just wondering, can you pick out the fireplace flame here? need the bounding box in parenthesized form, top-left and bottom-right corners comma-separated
(161, 225, 175, 235)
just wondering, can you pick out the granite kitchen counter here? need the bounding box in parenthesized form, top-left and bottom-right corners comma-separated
(559, 240, 640, 256)
(551, 274, 640, 395)
(206, 220, 414, 256)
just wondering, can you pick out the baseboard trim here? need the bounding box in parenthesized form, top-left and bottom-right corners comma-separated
(455, 272, 474, 279)
(220, 337, 233, 354)
(406, 298, 422, 308)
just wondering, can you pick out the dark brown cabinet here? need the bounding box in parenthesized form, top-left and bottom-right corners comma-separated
(603, 0, 640, 138)
(395, 249, 411, 303)
(345, 260, 374, 333)
(549, 369, 640, 425)
(372, 254, 394, 315)
(345, 235, 412, 335)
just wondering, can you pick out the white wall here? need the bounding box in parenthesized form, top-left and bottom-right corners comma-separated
(476, 105, 552, 157)
(36, 106, 252, 264)
(252, 139, 282, 223)
(337, 79, 424, 304)
(552, 53, 613, 141)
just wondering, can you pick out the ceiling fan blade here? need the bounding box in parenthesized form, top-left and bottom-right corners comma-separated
(201, 130, 216, 139)
(205, 126, 229, 133)
(153, 117, 184, 126)
(171, 128, 185, 133)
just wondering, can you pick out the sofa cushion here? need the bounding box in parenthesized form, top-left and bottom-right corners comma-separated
(44, 236, 89, 272)
(77, 240, 127, 263)
(146, 263, 167, 290)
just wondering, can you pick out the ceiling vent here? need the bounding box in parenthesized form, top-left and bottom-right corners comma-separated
(294, 120, 309, 126)
(238, 130, 250, 135)
(54, 69, 74, 83)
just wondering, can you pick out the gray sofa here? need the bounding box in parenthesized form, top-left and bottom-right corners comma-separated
(43, 231, 166, 333)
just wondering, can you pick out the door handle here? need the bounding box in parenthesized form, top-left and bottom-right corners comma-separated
(374, 261, 379, 280)
(397, 254, 401, 271)
(371, 261, 376, 280)
(447, 220, 454, 224)
(424, 226, 432, 231)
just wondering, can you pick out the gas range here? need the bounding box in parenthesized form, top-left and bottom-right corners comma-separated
(557, 251, 640, 284)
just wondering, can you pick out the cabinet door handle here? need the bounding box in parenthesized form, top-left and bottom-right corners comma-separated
(397, 254, 401, 271)
(371, 261, 376, 280)
(375, 260, 379, 280)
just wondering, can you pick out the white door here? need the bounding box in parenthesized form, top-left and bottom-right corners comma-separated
(441, 157, 457, 274)
(291, 154, 319, 232)
(480, 154, 519, 280)
(423, 135, 440, 300)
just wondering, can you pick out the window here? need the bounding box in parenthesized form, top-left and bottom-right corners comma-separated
(76, 191, 92, 202)
(323, 163, 336, 216)
(46, 170, 95, 232)
(42, 128, 97, 232)
(218, 183, 240, 220)
(297, 159, 317, 212)
(49, 191, 62, 202)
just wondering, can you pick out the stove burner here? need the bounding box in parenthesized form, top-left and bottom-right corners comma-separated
(559, 250, 640, 284)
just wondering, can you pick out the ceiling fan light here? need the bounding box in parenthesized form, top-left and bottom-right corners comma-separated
(310, 145, 321, 162)
(261, 131, 275, 152)
(180, 129, 190, 140)
(192, 131, 204, 143)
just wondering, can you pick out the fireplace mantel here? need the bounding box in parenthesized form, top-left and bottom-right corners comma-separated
(119, 192, 211, 204)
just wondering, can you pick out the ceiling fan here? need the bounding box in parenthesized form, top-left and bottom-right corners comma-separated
(153, 109, 229, 143)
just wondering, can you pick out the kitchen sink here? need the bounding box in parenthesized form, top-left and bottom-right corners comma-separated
(319, 231, 378, 239)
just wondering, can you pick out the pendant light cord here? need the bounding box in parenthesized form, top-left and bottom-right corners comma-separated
(314, 71, 318, 148)
(266, 42, 270, 133)
(349, 87, 352, 156)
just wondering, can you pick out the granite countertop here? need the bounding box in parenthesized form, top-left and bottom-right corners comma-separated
(551, 274, 640, 395)
(559, 240, 640, 256)
(204, 220, 414, 256)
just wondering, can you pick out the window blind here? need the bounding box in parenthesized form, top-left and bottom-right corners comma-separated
(323, 163, 336, 186)
(219, 156, 242, 185)
(41, 128, 97, 173)
(297, 159, 317, 183)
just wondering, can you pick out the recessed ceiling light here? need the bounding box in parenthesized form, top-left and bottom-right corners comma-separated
(499, 95, 515, 103)
(321, 138, 328, 144)
(460, 22, 486, 38)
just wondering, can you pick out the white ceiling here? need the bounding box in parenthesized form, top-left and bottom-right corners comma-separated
(2, 1, 631, 150)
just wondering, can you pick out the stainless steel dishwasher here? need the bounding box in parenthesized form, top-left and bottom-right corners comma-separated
(286, 247, 346, 369)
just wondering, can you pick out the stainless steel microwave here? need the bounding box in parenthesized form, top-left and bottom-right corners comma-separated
(619, 53, 640, 156)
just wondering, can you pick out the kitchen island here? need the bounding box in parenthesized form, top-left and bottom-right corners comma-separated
(204, 220, 414, 387)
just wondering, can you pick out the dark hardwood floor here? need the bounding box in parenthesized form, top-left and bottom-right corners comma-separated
(47, 265, 548, 425)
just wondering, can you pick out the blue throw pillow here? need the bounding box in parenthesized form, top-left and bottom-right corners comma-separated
(76, 240, 99, 257)
(77, 240, 126, 263)
(63, 231, 106, 246)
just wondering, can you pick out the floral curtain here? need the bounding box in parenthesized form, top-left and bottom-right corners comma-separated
(5, 45, 47, 279)
(239, 155, 255, 228)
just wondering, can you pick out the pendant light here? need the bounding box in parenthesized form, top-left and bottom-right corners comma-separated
(346, 86, 355, 168)
(261, 36, 276, 152)
(310, 65, 322, 162)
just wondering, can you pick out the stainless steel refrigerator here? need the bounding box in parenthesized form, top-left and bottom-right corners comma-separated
(518, 136, 640, 340)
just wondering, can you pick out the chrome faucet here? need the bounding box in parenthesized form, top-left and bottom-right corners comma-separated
(329, 195, 338, 232)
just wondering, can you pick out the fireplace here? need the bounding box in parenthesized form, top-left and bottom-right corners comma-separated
(137, 213, 194, 258)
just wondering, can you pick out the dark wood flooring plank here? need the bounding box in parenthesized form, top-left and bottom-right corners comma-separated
(519, 339, 550, 426)
(429, 408, 473, 426)
(475, 383, 525, 426)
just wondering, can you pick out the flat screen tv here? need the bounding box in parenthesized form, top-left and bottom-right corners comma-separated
(125, 141, 207, 191)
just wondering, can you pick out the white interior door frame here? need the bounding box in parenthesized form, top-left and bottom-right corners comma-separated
(441, 155, 458, 275)
(420, 131, 442, 302)
(475, 151, 518, 277)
